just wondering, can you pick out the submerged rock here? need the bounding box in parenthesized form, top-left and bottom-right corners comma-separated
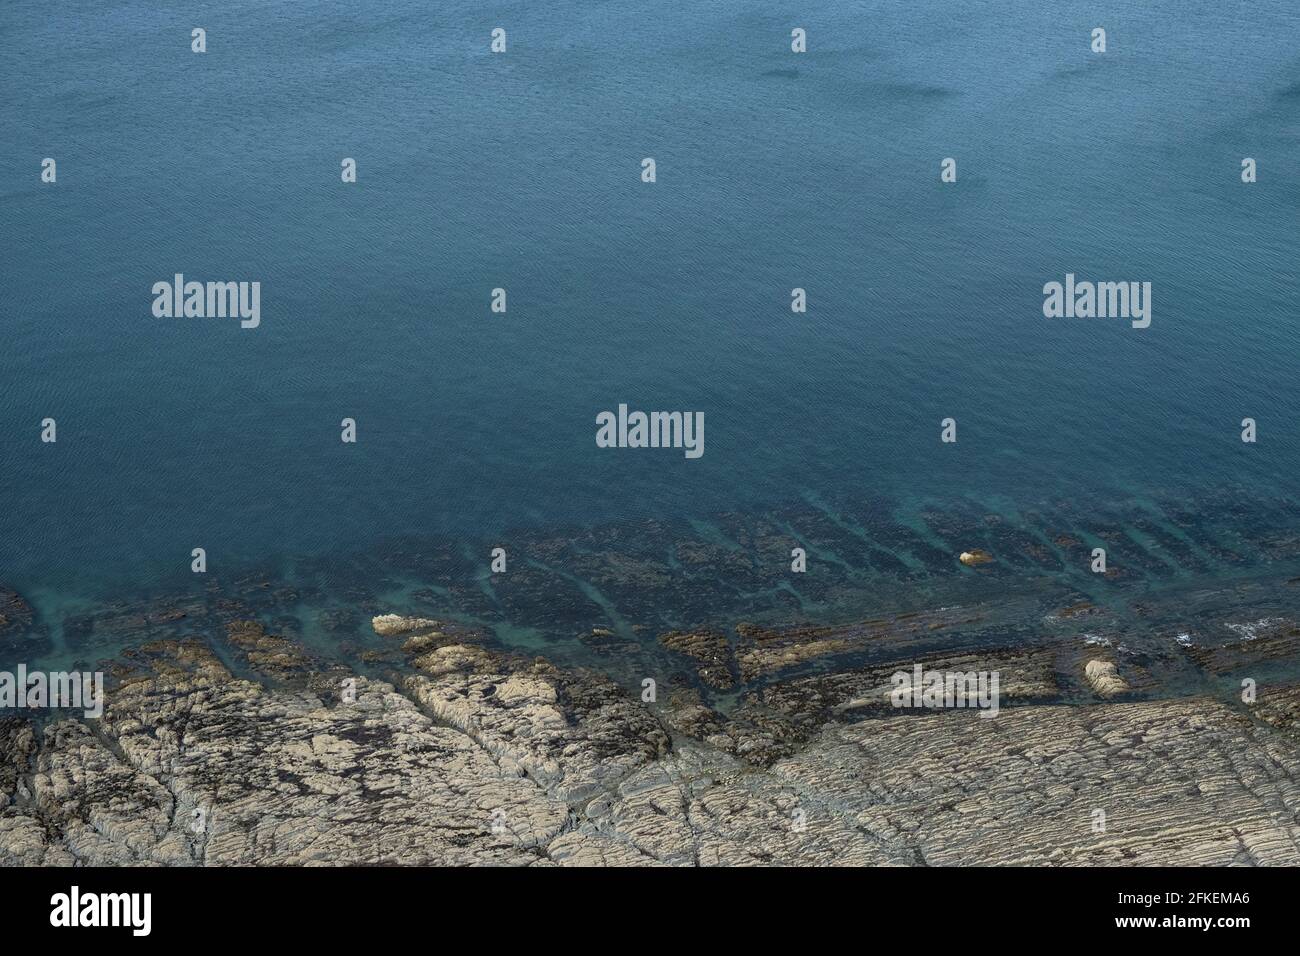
(658, 630, 736, 689)
(0, 588, 35, 638)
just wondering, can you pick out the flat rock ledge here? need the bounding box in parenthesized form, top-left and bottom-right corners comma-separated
(4, 626, 1300, 866)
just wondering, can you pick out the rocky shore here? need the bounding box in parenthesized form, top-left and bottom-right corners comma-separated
(4, 605, 1300, 866)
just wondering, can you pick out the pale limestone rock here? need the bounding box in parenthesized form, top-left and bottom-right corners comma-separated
(371, 614, 442, 637)
(1085, 659, 1130, 697)
(5, 634, 1300, 867)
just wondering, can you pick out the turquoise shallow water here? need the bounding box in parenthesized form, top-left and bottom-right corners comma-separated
(1, 0, 1298, 617)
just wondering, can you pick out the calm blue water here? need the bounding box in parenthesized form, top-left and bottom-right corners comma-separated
(2, 0, 1299, 603)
